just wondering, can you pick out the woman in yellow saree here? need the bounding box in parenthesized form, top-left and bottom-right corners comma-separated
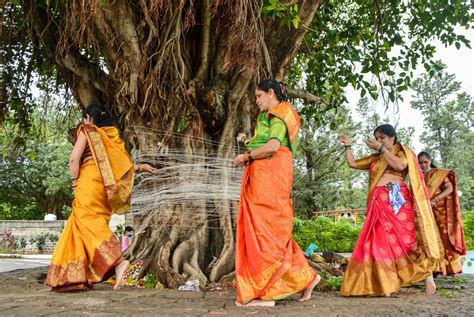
(45, 103, 134, 292)
(233, 79, 319, 307)
(338, 124, 444, 297)
(418, 151, 466, 276)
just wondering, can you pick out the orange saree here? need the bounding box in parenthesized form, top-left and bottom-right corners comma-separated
(235, 102, 317, 304)
(424, 168, 466, 275)
(340, 145, 444, 296)
(45, 124, 134, 291)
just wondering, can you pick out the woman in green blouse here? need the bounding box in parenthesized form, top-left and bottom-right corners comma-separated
(233, 79, 319, 307)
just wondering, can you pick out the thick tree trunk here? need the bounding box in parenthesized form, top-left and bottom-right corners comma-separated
(22, 0, 321, 287)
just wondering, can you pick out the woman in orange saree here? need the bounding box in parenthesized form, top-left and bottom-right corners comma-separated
(233, 79, 319, 307)
(418, 151, 466, 276)
(338, 124, 444, 297)
(45, 103, 134, 292)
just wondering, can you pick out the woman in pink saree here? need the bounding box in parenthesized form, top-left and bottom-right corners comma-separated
(338, 124, 444, 296)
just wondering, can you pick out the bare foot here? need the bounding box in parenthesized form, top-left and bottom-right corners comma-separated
(113, 260, 130, 290)
(235, 300, 275, 307)
(425, 275, 436, 296)
(298, 274, 321, 302)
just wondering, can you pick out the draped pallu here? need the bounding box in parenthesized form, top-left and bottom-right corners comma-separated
(45, 124, 134, 291)
(236, 102, 317, 303)
(340, 144, 444, 296)
(424, 168, 466, 275)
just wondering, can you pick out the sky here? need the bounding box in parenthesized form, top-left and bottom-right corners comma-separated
(346, 28, 474, 153)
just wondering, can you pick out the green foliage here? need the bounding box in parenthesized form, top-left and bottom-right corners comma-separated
(411, 63, 474, 209)
(462, 210, 474, 250)
(142, 272, 158, 288)
(288, 0, 472, 120)
(262, 0, 300, 29)
(29, 233, 58, 252)
(438, 288, 458, 299)
(0, 92, 80, 220)
(114, 224, 125, 237)
(292, 104, 367, 218)
(293, 216, 361, 252)
(325, 275, 342, 292)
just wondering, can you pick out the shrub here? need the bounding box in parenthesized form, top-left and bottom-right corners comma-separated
(293, 216, 361, 253)
(462, 210, 474, 250)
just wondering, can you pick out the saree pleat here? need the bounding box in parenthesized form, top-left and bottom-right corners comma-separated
(236, 147, 316, 303)
(45, 125, 133, 291)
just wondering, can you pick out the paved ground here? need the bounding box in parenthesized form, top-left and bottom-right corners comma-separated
(0, 258, 51, 273)
(0, 266, 472, 316)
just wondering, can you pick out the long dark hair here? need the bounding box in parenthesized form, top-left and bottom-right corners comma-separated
(373, 124, 398, 144)
(418, 151, 437, 168)
(257, 79, 288, 101)
(83, 103, 116, 127)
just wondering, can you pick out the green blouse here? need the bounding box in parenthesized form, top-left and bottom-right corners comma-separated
(246, 112, 290, 151)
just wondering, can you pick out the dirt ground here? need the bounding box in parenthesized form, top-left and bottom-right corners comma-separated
(0, 267, 473, 316)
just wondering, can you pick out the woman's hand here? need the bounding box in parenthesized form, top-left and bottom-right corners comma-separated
(136, 163, 158, 174)
(233, 154, 247, 167)
(236, 133, 247, 143)
(337, 135, 351, 145)
(84, 114, 93, 125)
(365, 139, 382, 151)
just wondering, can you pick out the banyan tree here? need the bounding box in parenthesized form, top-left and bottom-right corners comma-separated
(3, 0, 470, 286)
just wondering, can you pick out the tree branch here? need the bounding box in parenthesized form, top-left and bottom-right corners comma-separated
(287, 88, 324, 105)
(264, 0, 321, 80)
(24, 0, 109, 105)
(195, 0, 211, 80)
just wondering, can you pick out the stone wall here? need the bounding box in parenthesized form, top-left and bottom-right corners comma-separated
(0, 220, 65, 254)
(0, 216, 129, 254)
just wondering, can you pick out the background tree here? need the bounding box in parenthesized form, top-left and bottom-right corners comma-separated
(292, 105, 365, 218)
(0, 89, 79, 220)
(2, 0, 471, 286)
(411, 62, 474, 209)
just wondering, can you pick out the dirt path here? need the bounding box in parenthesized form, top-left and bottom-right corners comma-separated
(0, 267, 472, 316)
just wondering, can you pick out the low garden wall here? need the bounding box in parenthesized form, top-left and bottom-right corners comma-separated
(0, 220, 65, 254)
(0, 215, 129, 254)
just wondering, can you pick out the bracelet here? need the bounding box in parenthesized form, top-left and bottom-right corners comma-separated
(378, 145, 386, 154)
(71, 179, 78, 188)
(247, 151, 253, 161)
(344, 144, 352, 148)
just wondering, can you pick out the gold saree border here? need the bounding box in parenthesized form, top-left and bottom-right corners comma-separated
(341, 254, 432, 296)
(236, 262, 315, 302)
(46, 234, 122, 291)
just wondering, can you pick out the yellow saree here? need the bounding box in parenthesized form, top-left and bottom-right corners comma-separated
(45, 124, 134, 291)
